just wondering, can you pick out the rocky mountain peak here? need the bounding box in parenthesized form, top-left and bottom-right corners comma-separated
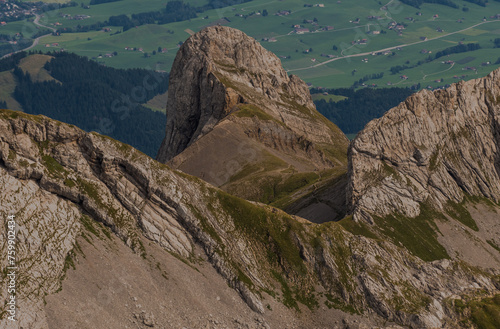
(156, 25, 347, 163)
(155, 26, 348, 215)
(348, 67, 500, 222)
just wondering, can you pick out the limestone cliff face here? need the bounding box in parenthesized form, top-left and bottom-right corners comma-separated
(156, 27, 348, 216)
(2, 110, 499, 329)
(348, 68, 500, 223)
(157, 26, 347, 163)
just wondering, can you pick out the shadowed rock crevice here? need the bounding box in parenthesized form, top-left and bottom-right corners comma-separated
(486, 88, 500, 189)
(285, 173, 348, 223)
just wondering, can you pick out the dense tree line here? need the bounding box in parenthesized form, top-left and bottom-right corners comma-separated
(200, 0, 252, 10)
(89, 0, 122, 4)
(399, 0, 458, 9)
(57, 23, 105, 33)
(58, 0, 250, 33)
(312, 88, 415, 134)
(128, 1, 197, 28)
(389, 43, 481, 76)
(494, 38, 500, 48)
(107, 15, 134, 30)
(0, 51, 27, 71)
(38, 1, 78, 13)
(463, 0, 487, 6)
(434, 43, 480, 60)
(31, 29, 52, 39)
(44, 52, 168, 100)
(10, 52, 168, 157)
(352, 72, 384, 88)
(390, 64, 411, 75)
(0, 40, 32, 57)
(0, 34, 15, 42)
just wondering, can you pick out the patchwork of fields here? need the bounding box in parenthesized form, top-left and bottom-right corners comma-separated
(6, 0, 500, 89)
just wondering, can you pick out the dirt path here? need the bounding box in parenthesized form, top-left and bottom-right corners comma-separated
(422, 62, 455, 80)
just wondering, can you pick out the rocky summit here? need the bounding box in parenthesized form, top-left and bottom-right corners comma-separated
(0, 26, 500, 329)
(156, 26, 349, 222)
(348, 68, 500, 224)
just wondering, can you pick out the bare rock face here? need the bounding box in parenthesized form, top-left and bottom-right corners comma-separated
(2, 26, 500, 329)
(348, 68, 500, 223)
(1, 110, 500, 329)
(157, 26, 346, 163)
(156, 27, 348, 216)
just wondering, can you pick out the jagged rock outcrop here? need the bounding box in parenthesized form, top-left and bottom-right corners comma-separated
(156, 26, 349, 219)
(1, 110, 499, 329)
(157, 26, 347, 163)
(348, 68, 500, 223)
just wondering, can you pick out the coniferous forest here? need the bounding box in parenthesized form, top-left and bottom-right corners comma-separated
(6, 52, 168, 157)
(312, 87, 415, 135)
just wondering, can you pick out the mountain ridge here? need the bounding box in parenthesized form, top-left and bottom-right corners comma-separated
(0, 88, 498, 328)
(348, 67, 500, 223)
(1, 26, 500, 329)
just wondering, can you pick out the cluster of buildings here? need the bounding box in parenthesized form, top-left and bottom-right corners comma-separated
(352, 38, 368, 45)
(0, 0, 38, 22)
(368, 50, 393, 56)
(387, 22, 406, 31)
(261, 37, 277, 42)
(303, 4, 325, 7)
(291, 24, 333, 34)
(61, 14, 91, 20)
(275, 10, 291, 16)
(124, 47, 144, 52)
(123, 47, 169, 53)
(234, 11, 261, 18)
(295, 27, 310, 34)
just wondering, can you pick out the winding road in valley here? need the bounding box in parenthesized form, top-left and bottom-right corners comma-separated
(286, 20, 500, 73)
(1, 14, 55, 59)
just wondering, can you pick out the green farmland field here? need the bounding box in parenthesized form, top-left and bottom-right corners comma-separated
(4, 0, 500, 89)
